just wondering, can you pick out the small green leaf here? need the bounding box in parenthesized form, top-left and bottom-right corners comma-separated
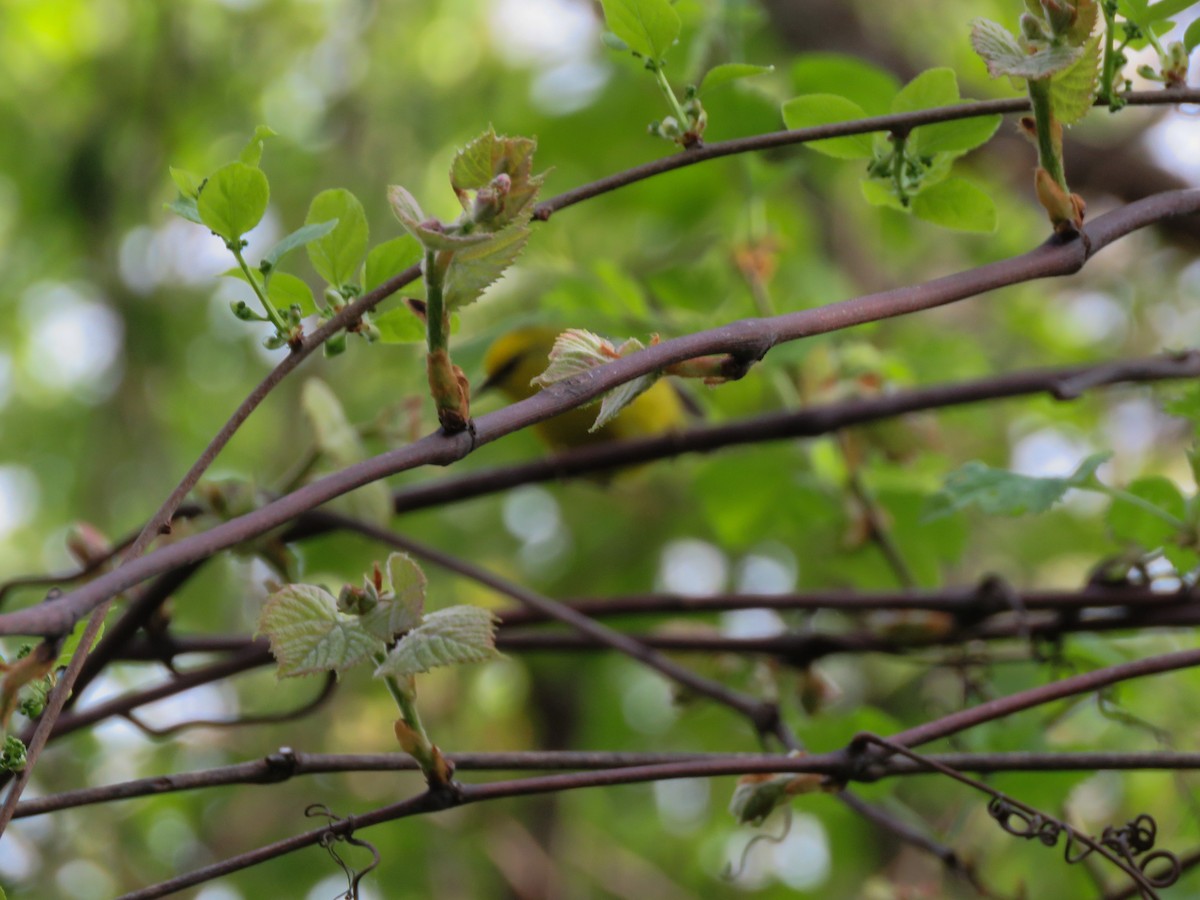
(892, 68, 959, 115)
(373, 307, 426, 343)
(222, 268, 317, 316)
(449, 128, 544, 226)
(165, 195, 203, 225)
(1164, 384, 1200, 436)
(912, 115, 1002, 157)
(197, 162, 269, 241)
(1145, 0, 1197, 21)
(911, 178, 998, 232)
(240, 124, 278, 167)
(1184, 16, 1200, 52)
(860, 178, 908, 211)
(258, 584, 382, 677)
(1106, 477, 1188, 549)
(262, 220, 338, 273)
(306, 189, 369, 288)
(169, 167, 204, 199)
(699, 63, 774, 95)
(781, 94, 875, 159)
(925, 453, 1110, 519)
(55, 618, 105, 669)
(443, 224, 530, 310)
(1051, 35, 1101, 126)
(361, 553, 426, 641)
(599, 0, 680, 64)
(364, 236, 423, 292)
(374, 606, 499, 678)
(791, 54, 900, 116)
(1119, 0, 1151, 22)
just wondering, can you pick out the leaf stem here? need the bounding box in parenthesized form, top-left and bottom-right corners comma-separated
(1087, 483, 1191, 534)
(1027, 78, 1067, 191)
(231, 245, 289, 335)
(653, 65, 691, 130)
(1099, 1, 1125, 109)
(375, 653, 441, 782)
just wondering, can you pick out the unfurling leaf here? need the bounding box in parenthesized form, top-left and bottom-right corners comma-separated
(925, 452, 1110, 519)
(374, 606, 500, 678)
(1050, 34, 1101, 125)
(729, 765, 829, 825)
(388, 185, 490, 251)
(971, 18, 1083, 79)
(449, 128, 544, 226)
(360, 553, 427, 640)
(258, 584, 382, 677)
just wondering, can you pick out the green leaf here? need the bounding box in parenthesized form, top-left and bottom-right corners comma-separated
(1118, 0, 1151, 22)
(387, 184, 491, 251)
(925, 453, 1110, 519)
(791, 54, 900, 116)
(197, 162, 269, 241)
(698, 63, 774, 95)
(360, 553, 426, 641)
(373, 307, 426, 344)
(1146, 0, 1199, 21)
(169, 167, 204, 199)
(364, 236, 423, 292)
(448, 128, 543, 226)
(1050, 35, 1101, 125)
(1185, 16, 1200, 52)
(892, 68, 959, 115)
(374, 606, 499, 678)
(781, 94, 875, 159)
(860, 178, 908, 211)
(1106, 477, 1187, 549)
(971, 18, 1083, 79)
(911, 178, 998, 232)
(1164, 384, 1200, 435)
(599, 0, 680, 64)
(262, 220, 338, 273)
(239, 124, 277, 166)
(165, 195, 203, 225)
(258, 584, 382, 677)
(55, 618, 105, 669)
(912, 114, 1002, 157)
(594, 370, 660, 432)
(222, 268, 317, 316)
(305, 189, 369, 288)
(443, 224, 530, 310)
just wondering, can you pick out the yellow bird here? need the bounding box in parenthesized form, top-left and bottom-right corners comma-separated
(480, 326, 689, 450)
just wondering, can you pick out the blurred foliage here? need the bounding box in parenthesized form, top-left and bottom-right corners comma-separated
(1, 0, 1199, 897)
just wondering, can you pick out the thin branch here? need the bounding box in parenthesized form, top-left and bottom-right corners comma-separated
(13, 190, 1200, 642)
(23, 748, 1200, 821)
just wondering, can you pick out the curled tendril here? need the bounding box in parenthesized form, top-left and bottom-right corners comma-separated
(986, 801, 1180, 892)
(723, 806, 793, 881)
(304, 803, 381, 900)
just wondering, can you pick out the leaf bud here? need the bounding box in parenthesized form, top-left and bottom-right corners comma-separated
(337, 582, 378, 616)
(323, 330, 347, 357)
(230, 300, 259, 321)
(1020, 12, 1049, 42)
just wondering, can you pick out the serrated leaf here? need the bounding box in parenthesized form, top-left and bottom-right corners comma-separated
(306, 189, 369, 288)
(593, 370, 661, 432)
(361, 553, 426, 640)
(599, 0, 680, 63)
(532, 329, 617, 392)
(699, 63, 774, 95)
(911, 178, 998, 232)
(443, 224, 529, 310)
(1106, 477, 1187, 549)
(971, 18, 1083, 79)
(165, 194, 203, 225)
(197, 162, 269, 241)
(365, 236, 423, 292)
(239, 124, 277, 167)
(262, 220, 338, 273)
(791, 54, 900, 116)
(169, 167, 204, 199)
(781, 94, 875, 159)
(387, 185, 491, 251)
(1051, 34, 1100, 125)
(374, 606, 499, 678)
(449, 128, 544, 226)
(925, 453, 1110, 519)
(258, 584, 382, 677)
